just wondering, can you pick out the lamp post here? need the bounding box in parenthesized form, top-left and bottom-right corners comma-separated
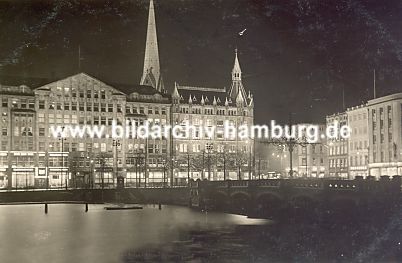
(206, 144, 214, 180)
(366, 146, 370, 177)
(187, 152, 190, 185)
(247, 141, 252, 180)
(162, 158, 167, 188)
(88, 157, 94, 189)
(46, 151, 49, 190)
(112, 139, 121, 188)
(222, 149, 227, 181)
(202, 151, 205, 180)
(58, 127, 67, 190)
(303, 144, 308, 177)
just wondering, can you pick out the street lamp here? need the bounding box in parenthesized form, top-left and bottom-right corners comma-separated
(206, 144, 214, 180)
(112, 139, 121, 188)
(162, 158, 167, 187)
(58, 127, 67, 190)
(88, 157, 94, 189)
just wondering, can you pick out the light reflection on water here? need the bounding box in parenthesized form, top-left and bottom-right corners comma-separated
(0, 204, 271, 263)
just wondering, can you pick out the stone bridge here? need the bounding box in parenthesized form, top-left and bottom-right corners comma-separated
(189, 176, 402, 220)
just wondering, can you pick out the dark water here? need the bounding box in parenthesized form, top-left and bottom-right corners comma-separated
(0, 204, 401, 263)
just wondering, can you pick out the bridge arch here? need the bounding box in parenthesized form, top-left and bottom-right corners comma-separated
(255, 192, 284, 218)
(327, 197, 359, 221)
(290, 195, 316, 209)
(122, 190, 145, 203)
(289, 195, 318, 219)
(209, 191, 229, 210)
(230, 192, 250, 215)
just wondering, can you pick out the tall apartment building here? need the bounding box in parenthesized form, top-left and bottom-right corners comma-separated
(346, 104, 369, 178)
(0, 74, 171, 189)
(367, 93, 402, 177)
(326, 112, 349, 178)
(171, 50, 254, 181)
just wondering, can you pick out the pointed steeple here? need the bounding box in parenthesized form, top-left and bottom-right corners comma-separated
(172, 82, 180, 102)
(232, 48, 242, 81)
(140, 0, 163, 91)
(229, 49, 247, 105)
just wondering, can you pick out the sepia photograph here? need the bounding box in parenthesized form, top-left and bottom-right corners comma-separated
(0, 0, 401, 262)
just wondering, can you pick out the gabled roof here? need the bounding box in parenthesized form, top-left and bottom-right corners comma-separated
(0, 74, 61, 89)
(33, 72, 126, 95)
(108, 82, 157, 95)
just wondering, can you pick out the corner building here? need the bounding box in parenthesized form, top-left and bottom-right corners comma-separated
(171, 50, 254, 182)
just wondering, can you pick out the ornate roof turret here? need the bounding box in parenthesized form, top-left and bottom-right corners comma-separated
(228, 49, 248, 105)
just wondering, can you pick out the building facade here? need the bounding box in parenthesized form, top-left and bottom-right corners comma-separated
(367, 93, 402, 177)
(296, 124, 327, 178)
(0, 74, 171, 189)
(171, 50, 254, 182)
(346, 104, 369, 178)
(326, 112, 349, 178)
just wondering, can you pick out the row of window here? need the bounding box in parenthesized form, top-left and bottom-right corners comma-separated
(2, 97, 167, 116)
(373, 150, 397, 163)
(349, 140, 368, 151)
(176, 143, 248, 153)
(350, 155, 367, 167)
(373, 132, 393, 144)
(372, 118, 393, 131)
(349, 112, 367, 122)
(371, 105, 393, 120)
(328, 144, 348, 156)
(300, 145, 324, 154)
(0, 155, 170, 168)
(300, 157, 324, 166)
(329, 158, 348, 168)
(1, 98, 35, 109)
(36, 141, 167, 153)
(178, 107, 248, 116)
(55, 86, 107, 99)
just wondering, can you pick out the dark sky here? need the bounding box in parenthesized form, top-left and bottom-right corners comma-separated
(1, 0, 402, 124)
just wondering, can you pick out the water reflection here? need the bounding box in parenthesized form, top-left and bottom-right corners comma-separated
(0, 204, 270, 263)
(0, 204, 400, 262)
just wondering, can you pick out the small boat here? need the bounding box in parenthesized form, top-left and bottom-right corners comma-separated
(104, 205, 143, 210)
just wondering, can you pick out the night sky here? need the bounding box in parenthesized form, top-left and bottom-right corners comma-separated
(1, 0, 402, 124)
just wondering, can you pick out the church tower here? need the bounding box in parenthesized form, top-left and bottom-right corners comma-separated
(140, 0, 164, 91)
(228, 49, 248, 106)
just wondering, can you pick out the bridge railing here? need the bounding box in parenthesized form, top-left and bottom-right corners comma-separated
(191, 175, 401, 193)
(253, 179, 281, 187)
(285, 179, 324, 189)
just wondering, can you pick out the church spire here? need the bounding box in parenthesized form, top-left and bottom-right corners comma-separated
(140, 0, 163, 91)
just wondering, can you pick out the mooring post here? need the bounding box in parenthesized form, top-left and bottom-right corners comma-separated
(85, 203, 88, 212)
(45, 203, 48, 214)
(158, 202, 162, 210)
